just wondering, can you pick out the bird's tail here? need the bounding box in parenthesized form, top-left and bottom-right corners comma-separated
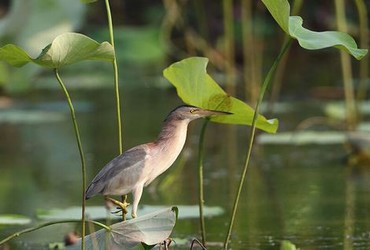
(85, 182, 101, 200)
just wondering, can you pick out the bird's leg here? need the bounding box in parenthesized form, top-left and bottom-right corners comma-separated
(105, 196, 130, 221)
(121, 195, 128, 221)
(131, 185, 144, 218)
(121, 195, 128, 205)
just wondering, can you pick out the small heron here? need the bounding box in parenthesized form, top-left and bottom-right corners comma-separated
(85, 105, 230, 218)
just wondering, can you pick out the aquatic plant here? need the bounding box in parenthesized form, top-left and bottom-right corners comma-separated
(0, 1, 178, 249)
(163, 0, 367, 248)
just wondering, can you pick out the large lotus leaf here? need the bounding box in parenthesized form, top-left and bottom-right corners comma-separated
(68, 207, 178, 250)
(0, 32, 114, 68)
(261, 0, 368, 60)
(163, 57, 278, 133)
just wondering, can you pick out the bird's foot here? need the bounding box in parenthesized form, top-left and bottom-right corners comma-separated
(105, 197, 130, 220)
(161, 238, 173, 250)
(131, 211, 137, 218)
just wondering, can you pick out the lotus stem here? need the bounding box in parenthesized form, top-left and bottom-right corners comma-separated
(335, 0, 357, 130)
(197, 119, 210, 246)
(104, 0, 126, 221)
(223, 39, 292, 249)
(54, 69, 87, 250)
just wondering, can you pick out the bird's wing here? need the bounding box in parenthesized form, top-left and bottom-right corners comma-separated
(85, 145, 148, 198)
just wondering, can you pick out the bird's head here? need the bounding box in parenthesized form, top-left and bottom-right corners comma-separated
(165, 105, 232, 122)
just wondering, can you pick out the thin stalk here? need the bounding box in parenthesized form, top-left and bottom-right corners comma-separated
(197, 119, 210, 246)
(335, 0, 357, 130)
(104, 0, 127, 220)
(223, 0, 236, 96)
(223, 39, 292, 249)
(268, 0, 303, 114)
(55, 69, 87, 250)
(354, 0, 369, 103)
(0, 219, 110, 245)
(241, 0, 259, 104)
(104, 0, 122, 154)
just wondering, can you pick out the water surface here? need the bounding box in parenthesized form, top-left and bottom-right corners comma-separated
(0, 79, 370, 249)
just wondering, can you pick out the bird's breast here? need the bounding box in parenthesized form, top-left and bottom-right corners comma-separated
(144, 122, 188, 185)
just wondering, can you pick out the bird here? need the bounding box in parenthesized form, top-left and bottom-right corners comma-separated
(85, 105, 231, 218)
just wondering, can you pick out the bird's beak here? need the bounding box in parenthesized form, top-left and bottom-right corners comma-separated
(197, 108, 233, 117)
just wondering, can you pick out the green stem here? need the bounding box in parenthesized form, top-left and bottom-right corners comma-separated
(197, 119, 210, 246)
(54, 69, 87, 250)
(241, 0, 259, 104)
(104, 0, 122, 154)
(335, 0, 356, 130)
(354, 0, 369, 103)
(223, 39, 292, 249)
(223, 0, 236, 96)
(104, 0, 127, 221)
(0, 219, 111, 245)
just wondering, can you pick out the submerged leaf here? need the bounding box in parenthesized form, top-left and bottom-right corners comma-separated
(261, 0, 368, 59)
(0, 33, 114, 68)
(67, 207, 177, 250)
(163, 57, 278, 133)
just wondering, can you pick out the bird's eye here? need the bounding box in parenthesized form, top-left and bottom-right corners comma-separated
(190, 108, 197, 114)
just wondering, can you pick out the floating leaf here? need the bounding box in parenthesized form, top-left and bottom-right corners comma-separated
(261, 0, 368, 60)
(0, 33, 114, 68)
(257, 131, 347, 145)
(163, 57, 278, 133)
(325, 101, 370, 120)
(357, 122, 370, 132)
(67, 207, 178, 250)
(0, 214, 31, 225)
(37, 205, 223, 221)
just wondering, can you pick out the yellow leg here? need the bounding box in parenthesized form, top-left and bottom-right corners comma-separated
(105, 196, 130, 221)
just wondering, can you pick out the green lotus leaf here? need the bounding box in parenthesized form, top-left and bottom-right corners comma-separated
(0, 32, 114, 68)
(163, 57, 278, 133)
(261, 0, 368, 60)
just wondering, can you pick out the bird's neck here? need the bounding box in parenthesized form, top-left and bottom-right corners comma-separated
(156, 118, 190, 143)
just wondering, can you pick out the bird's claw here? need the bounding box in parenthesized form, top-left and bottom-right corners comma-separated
(105, 197, 130, 220)
(111, 209, 122, 214)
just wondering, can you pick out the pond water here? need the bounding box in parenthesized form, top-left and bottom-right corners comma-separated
(0, 73, 370, 249)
